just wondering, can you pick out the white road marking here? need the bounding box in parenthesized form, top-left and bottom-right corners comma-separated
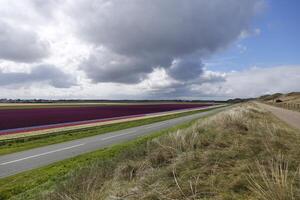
(0, 143, 85, 166)
(143, 124, 155, 129)
(142, 122, 169, 130)
(101, 131, 137, 141)
(159, 122, 169, 126)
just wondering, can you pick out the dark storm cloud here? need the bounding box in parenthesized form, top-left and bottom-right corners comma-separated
(168, 58, 204, 81)
(71, 0, 260, 84)
(0, 21, 49, 63)
(80, 49, 154, 84)
(0, 65, 77, 88)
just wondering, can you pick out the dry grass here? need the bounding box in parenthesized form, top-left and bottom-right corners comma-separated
(248, 154, 299, 200)
(261, 92, 300, 111)
(44, 103, 300, 200)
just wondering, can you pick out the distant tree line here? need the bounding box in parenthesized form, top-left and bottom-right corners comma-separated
(0, 99, 226, 104)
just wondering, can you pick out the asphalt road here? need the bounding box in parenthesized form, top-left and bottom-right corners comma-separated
(0, 107, 226, 178)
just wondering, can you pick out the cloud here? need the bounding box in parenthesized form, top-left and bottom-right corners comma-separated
(2, 0, 284, 101)
(80, 48, 153, 84)
(239, 28, 261, 39)
(138, 68, 226, 99)
(139, 68, 181, 92)
(167, 58, 202, 81)
(0, 65, 77, 88)
(70, 0, 261, 84)
(191, 66, 300, 99)
(31, 0, 62, 18)
(0, 21, 49, 63)
(140, 66, 300, 100)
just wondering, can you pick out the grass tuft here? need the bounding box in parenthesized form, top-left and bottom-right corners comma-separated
(248, 154, 300, 200)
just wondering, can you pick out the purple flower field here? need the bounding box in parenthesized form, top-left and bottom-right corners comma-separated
(0, 104, 212, 132)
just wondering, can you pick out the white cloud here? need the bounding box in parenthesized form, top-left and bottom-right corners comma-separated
(0, 65, 298, 100)
(237, 44, 248, 53)
(191, 66, 300, 99)
(139, 68, 180, 92)
(239, 28, 261, 40)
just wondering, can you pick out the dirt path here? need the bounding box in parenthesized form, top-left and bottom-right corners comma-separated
(256, 102, 300, 130)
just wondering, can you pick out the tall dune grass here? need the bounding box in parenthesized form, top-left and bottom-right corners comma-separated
(248, 154, 299, 200)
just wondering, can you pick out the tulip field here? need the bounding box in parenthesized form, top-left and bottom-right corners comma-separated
(0, 103, 213, 136)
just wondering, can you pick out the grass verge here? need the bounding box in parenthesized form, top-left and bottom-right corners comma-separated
(0, 107, 219, 156)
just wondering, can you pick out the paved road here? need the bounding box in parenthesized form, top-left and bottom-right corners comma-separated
(256, 102, 300, 130)
(0, 107, 226, 178)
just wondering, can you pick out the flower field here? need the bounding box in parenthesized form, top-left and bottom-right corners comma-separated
(0, 103, 212, 136)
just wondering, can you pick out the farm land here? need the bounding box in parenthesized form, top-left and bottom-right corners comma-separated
(0, 103, 221, 156)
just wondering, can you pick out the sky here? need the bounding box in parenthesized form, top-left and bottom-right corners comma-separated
(0, 0, 299, 100)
